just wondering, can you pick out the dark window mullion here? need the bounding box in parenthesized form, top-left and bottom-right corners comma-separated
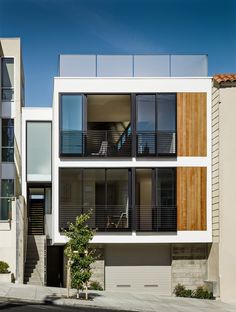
(105, 169, 107, 231)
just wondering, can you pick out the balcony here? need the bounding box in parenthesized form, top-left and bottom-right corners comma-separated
(59, 204, 131, 232)
(60, 126, 132, 157)
(60, 129, 176, 158)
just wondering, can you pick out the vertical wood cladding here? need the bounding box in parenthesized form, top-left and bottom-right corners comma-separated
(177, 167, 207, 231)
(177, 93, 207, 156)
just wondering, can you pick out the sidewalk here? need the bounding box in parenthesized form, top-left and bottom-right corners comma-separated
(0, 282, 236, 312)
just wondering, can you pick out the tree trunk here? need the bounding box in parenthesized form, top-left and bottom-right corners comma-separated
(67, 258, 71, 298)
(85, 282, 88, 300)
(77, 286, 79, 299)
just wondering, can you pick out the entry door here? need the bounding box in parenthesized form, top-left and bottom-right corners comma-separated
(28, 188, 45, 235)
(47, 246, 63, 287)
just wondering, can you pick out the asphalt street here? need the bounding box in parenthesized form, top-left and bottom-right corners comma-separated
(0, 301, 132, 312)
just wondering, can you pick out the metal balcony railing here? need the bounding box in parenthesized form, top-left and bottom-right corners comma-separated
(59, 204, 131, 232)
(0, 197, 15, 221)
(60, 129, 132, 157)
(137, 131, 176, 156)
(136, 205, 177, 232)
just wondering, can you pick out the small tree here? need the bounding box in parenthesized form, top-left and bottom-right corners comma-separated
(65, 212, 96, 299)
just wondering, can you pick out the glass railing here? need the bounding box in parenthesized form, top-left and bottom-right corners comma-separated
(59, 54, 208, 77)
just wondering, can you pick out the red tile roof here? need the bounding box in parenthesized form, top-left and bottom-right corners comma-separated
(213, 74, 236, 83)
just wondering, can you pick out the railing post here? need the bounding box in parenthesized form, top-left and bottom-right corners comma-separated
(131, 168, 136, 232)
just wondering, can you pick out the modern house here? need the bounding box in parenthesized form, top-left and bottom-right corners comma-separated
(21, 54, 213, 296)
(2, 37, 236, 301)
(0, 38, 26, 283)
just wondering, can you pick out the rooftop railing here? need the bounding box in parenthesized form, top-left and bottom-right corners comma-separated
(59, 54, 208, 77)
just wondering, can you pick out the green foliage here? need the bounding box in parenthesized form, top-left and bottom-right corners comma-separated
(89, 281, 103, 291)
(0, 261, 9, 273)
(174, 283, 214, 299)
(64, 212, 96, 292)
(192, 286, 214, 299)
(174, 283, 192, 297)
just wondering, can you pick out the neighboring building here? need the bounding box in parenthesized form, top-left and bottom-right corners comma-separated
(0, 38, 26, 283)
(22, 54, 212, 295)
(208, 74, 236, 302)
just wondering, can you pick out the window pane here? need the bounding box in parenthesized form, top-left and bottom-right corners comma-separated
(157, 94, 176, 154)
(107, 169, 128, 206)
(1, 88, 14, 101)
(157, 94, 176, 131)
(0, 179, 14, 220)
(27, 122, 51, 181)
(83, 169, 105, 207)
(2, 148, 14, 162)
(60, 94, 83, 154)
(84, 169, 105, 229)
(59, 168, 82, 230)
(2, 119, 14, 146)
(107, 169, 129, 229)
(136, 95, 155, 131)
(156, 168, 176, 231)
(2, 119, 14, 162)
(1, 58, 14, 88)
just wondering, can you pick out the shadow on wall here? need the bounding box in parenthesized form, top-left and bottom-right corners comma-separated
(0, 42, 3, 57)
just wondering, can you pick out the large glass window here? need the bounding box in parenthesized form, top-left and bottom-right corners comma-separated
(1, 58, 14, 101)
(27, 122, 51, 181)
(2, 119, 14, 162)
(59, 168, 130, 231)
(136, 93, 176, 156)
(0, 179, 14, 220)
(60, 94, 83, 155)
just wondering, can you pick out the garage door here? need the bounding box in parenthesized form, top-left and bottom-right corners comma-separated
(105, 245, 171, 295)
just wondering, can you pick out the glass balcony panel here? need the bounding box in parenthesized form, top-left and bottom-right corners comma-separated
(97, 55, 133, 77)
(171, 55, 208, 77)
(134, 55, 170, 77)
(59, 55, 96, 77)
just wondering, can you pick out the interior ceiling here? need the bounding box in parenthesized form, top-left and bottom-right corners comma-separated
(87, 95, 130, 122)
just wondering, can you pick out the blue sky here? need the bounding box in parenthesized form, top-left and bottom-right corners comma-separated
(0, 0, 236, 107)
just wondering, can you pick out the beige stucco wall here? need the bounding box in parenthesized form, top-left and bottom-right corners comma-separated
(218, 86, 236, 302)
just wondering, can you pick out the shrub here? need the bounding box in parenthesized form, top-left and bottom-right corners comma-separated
(89, 281, 103, 291)
(192, 286, 213, 299)
(174, 283, 192, 297)
(174, 283, 214, 299)
(0, 261, 9, 273)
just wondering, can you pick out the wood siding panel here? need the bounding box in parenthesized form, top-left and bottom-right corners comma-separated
(177, 167, 207, 231)
(177, 93, 207, 156)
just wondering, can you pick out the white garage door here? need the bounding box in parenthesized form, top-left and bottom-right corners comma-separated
(105, 245, 171, 295)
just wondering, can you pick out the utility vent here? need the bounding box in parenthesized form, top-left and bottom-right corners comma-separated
(144, 284, 159, 287)
(116, 285, 131, 287)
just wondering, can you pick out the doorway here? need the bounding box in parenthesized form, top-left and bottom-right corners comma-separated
(47, 246, 64, 287)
